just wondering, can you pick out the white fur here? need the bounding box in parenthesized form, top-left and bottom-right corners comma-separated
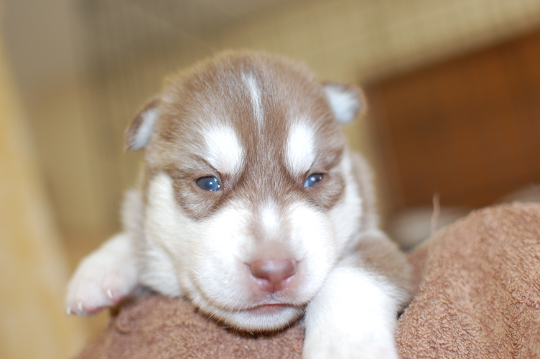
(131, 108, 158, 150)
(202, 125, 244, 174)
(285, 202, 336, 300)
(323, 84, 360, 124)
(140, 173, 185, 297)
(328, 152, 364, 252)
(242, 73, 264, 129)
(65, 233, 138, 315)
(286, 122, 316, 176)
(260, 200, 280, 235)
(303, 267, 400, 359)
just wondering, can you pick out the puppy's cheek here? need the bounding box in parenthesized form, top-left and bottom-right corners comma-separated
(193, 254, 262, 309)
(192, 250, 254, 306)
(286, 203, 338, 300)
(188, 204, 258, 307)
(142, 174, 192, 295)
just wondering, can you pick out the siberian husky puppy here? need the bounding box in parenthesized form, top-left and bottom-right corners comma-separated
(66, 51, 411, 359)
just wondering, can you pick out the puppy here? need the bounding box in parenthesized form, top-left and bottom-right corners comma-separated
(66, 51, 412, 359)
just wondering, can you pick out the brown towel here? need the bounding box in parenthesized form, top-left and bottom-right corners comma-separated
(77, 203, 540, 359)
(397, 202, 540, 358)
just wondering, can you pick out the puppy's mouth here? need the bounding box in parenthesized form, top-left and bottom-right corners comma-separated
(243, 303, 292, 315)
(237, 296, 307, 317)
(203, 298, 305, 331)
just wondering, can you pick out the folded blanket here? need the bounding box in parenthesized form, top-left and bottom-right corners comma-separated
(77, 203, 540, 359)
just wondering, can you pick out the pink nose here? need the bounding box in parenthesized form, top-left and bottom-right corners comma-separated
(250, 259, 297, 292)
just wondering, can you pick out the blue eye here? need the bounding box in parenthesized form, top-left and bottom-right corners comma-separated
(304, 173, 323, 188)
(196, 176, 222, 191)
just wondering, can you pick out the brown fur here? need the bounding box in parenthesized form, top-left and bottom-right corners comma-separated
(128, 51, 349, 221)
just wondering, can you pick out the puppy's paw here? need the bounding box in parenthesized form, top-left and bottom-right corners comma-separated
(302, 327, 399, 359)
(303, 267, 404, 359)
(65, 233, 138, 316)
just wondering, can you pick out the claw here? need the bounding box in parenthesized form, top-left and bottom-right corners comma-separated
(78, 302, 83, 313)
(106, 289, 114, 300)
(66, 307, 72, 316)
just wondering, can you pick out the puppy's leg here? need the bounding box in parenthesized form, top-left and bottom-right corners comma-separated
(303, 230, 411, 359)
(65, 232, 139, 316)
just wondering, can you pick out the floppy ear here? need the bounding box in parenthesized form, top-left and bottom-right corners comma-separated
(124, 97, 160, 151)
(323, 83, 366, 124)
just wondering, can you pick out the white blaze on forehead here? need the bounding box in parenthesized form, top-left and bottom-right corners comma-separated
(286, 122, 316, 176)
(203, 125, 244, 174)
(242, 73, 264, 129)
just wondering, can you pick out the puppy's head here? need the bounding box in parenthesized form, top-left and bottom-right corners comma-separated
(125, 51, 366, 331)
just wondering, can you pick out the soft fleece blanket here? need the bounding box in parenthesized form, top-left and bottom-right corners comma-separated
(77, 203, 540, 358)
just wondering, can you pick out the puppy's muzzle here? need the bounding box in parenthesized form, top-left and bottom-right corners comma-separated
(249, 258, 297, 293)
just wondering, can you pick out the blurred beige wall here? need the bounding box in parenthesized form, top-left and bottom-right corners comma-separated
(0, 23, 87, 359)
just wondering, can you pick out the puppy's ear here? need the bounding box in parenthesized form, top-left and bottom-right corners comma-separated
(323, 83, 366, 124)
(125, 97, 160, 151)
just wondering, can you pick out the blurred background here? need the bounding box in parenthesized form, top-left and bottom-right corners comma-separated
(1, 0, 540, 358)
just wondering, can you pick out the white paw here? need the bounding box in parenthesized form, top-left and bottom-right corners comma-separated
(65, 233, 139, 316)
(302, 267, 403, 359)
(302, 327, 399, 359)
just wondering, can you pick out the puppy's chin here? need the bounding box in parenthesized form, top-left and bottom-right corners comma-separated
(200, 303, 305, 331)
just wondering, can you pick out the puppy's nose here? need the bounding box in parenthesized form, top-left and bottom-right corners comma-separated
(250, 259, 297, 292)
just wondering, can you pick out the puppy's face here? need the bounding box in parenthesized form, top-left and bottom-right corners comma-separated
(127, 52, 364, 331)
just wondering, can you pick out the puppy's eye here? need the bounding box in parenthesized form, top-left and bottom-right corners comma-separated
(304, 173, 323, 188)
(196, 176, 222, 191)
